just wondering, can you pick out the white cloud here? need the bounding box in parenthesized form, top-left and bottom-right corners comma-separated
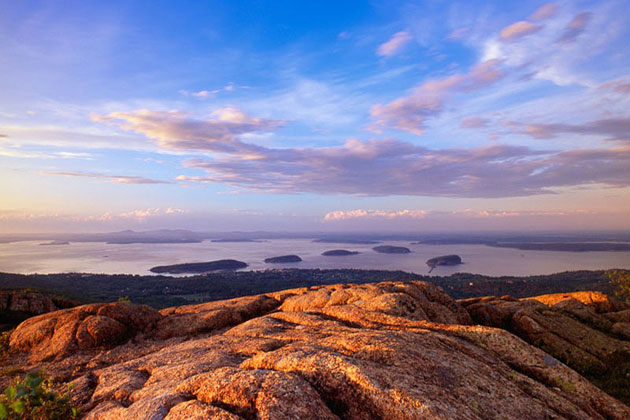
(324, 209, 428, 221)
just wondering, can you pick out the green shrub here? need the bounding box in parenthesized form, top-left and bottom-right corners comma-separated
(0, 372, 78, 420)
(608, 270, 630, 303)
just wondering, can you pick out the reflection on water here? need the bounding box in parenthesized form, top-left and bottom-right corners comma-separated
(1, 239, 629, 277)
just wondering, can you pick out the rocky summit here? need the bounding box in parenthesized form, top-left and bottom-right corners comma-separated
(2, 281, 630, 419)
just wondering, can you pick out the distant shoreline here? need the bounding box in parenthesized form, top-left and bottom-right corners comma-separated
(0, 268, 623, 310)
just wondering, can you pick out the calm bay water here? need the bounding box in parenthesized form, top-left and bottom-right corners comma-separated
(1, 239, 630, 277)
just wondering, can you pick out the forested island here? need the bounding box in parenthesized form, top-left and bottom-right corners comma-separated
(264, 255, 303, 263)
(322, 249, 360, 256)
(149, 259, 248, 274)
(426, 255, 463, 272)
(373, 245, 411, 254)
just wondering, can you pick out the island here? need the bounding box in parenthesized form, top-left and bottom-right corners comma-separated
(372, 245, 411, 254)
(39, 241, 70, 246)
(264, 255, 302, 263)
(322, 249, 360, 256)
(426, 255, 462, 272)
(149, 259, 248, 274)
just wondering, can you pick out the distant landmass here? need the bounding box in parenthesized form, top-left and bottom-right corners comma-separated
(108, 238, 202, 244)
(264, 255, 302, 263)
(39, 241, 69, 246)
(492, 243, 630, 252)
(211, 239, 266, 243)
(373, 245, 411, 254)
(322, 249, 360, 256)
(149, 259, 248, 274)
(314, 238, 380, 244)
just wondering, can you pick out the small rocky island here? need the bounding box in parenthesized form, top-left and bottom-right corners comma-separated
(150, 259, 248, 274)
(264, 255, 302, 263)
(426, 254, 462, 272)
(372, 245, 411, 254)
(322, 249, 360, 256)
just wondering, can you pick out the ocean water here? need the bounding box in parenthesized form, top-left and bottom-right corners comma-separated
(1, 239, 630, 277)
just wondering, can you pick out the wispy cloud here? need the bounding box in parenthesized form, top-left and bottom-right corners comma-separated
(0, 208, 185, 223)
(377, 31, 413, 57)
(460, 116, 488, 129)
(529, 3, 558, 21)
(447, 27, 470, 41)
(499, 21, 543, 42)
(179, 83, 237, 99)
(506, 117, 630, 141)
(40, 171, 171, 184)
(480, 3, 620, 87)
(600, 77, 630, 94)
(556, 12, 592, 43)
(0, 146, 94, 160)
(370, 59, 504, 134)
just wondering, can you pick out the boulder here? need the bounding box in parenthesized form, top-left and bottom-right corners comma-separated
(9, 302, 162, 361)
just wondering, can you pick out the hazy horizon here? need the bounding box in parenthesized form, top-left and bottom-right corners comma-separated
(2, 1, 629, 234)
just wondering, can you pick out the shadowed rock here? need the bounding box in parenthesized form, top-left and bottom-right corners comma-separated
(460, 291, 630, 404)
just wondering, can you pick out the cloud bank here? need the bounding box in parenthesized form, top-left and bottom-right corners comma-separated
(93, 109, 630, 198)
(93, 108, 285, 155)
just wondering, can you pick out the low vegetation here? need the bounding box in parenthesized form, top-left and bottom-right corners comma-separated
(0, 330, 11, 360)
(609, 270, 630, 303)
(0, 372, 78, 420)
(0, 269, 620, 310)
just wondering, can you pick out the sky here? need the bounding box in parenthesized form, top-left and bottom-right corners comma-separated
(1, 0, 629, 233)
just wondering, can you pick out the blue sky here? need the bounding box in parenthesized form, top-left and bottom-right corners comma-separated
(1, 0, 629, 232)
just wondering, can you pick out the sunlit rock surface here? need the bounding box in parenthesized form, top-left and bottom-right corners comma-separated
(3, 281, 630, 419)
